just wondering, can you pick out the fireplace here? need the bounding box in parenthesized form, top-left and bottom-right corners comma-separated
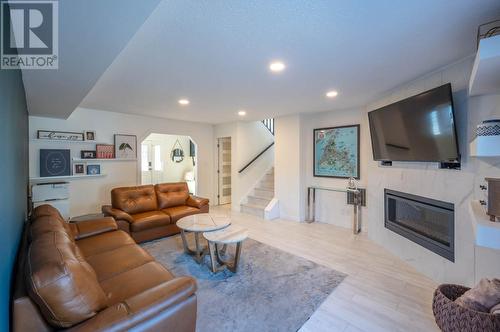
(384, 189, 454, 262)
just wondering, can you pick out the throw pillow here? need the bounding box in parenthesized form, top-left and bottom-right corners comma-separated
(455, 278, 500, 312)
(491, 303, 500, 315)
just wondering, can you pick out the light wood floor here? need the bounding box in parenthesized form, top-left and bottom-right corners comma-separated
(211, 205, 439, 332)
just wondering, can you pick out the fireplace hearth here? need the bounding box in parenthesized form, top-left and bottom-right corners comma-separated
(384, 189, 455, 262)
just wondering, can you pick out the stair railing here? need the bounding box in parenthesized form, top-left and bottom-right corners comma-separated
(262, 118, 274, 136)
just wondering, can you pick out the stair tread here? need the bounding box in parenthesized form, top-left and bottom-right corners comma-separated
(241, 203, 266, 209)
(255, 187, 274, 192)
(248, 195, 271, 200)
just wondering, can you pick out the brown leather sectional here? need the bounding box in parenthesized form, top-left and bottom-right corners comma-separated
(102, 182, 209, 243)
(13, 204, 197, 332)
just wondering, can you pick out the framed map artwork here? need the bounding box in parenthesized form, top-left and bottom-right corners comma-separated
(313, 125, 360, 179)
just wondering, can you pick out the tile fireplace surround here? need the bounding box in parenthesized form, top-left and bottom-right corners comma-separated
(366, 58, 500, 286)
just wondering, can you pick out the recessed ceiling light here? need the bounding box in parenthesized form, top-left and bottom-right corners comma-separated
(326, 90, 338, 98)
(178, 99, 190, 105)
(269, 61, 286, 72)
(238, 110, 247, 116)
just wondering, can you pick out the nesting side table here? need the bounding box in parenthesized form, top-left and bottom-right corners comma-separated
(176, 213, 231, 264)
(203, 225, 248, 273)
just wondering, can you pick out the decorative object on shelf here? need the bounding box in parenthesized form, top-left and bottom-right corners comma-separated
(171, 139, 185, 163)
(84, 130, 96, 141)
(86, 164, 101, 175)
(37, 130, 84, 141)
(476, 19, 500, 49)
(115, 134, 137, 159)
(96, 144, 115, 159)
(80, 150, 96, 159)
(73, 163, 85, 175)
(477, 120, 500, 137)
(40, 149, 71, 177)
(313, 124, 360, 179)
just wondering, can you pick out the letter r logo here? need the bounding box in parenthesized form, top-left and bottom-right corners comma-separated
(1, 1, 56, 55)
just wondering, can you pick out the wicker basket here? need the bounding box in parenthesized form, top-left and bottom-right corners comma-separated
(432, 284, 500, 332)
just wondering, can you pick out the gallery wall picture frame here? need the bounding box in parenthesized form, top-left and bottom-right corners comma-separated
(313, 124, 360, 179)
(73, 163, 86, 175)
(81, 150, 97, 159)
(115, 134, 137, 160)
(85, 131, 96, 141)
(96, 144, 115, 159)
(87, 164, 101, 175)
(37, 130, 84, 141)
(40, 149, 71, 177)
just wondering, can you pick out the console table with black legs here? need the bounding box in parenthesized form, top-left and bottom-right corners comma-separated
(306, 186, 366, 234)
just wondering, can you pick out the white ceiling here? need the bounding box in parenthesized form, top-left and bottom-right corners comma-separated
(25, 1, 500, 123)
(22, 0, 162, 118)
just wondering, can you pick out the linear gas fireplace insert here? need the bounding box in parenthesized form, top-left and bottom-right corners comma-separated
(384, 189, 455, 262)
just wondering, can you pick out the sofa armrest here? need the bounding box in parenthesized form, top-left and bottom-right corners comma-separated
(186, 196, 209, 209)
(68, 277, 197, 332)
(102, 205, 134, 223)
(72, 217, 117, 240)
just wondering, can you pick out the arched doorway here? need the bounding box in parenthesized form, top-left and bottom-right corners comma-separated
(140, 133, 197, 194)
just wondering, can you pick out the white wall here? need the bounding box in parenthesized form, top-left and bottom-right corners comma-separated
(29, 108, 214, 216)
(214, 120, 274, 210)
(301, 107, 370, 228)
(275, 114, 305, 221)
(272, 56, 500, 285)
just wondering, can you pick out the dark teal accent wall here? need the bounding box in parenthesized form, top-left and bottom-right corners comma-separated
(0, 66, 29, 330)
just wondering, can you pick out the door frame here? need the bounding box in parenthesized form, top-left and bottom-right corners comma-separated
(217, 136, 232, 205)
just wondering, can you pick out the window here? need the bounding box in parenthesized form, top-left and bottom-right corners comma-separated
(154, 145, 162, 171)
(141, 144, 148, 171)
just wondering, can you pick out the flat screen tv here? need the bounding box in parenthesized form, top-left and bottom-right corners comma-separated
(368, 83, 459, 162)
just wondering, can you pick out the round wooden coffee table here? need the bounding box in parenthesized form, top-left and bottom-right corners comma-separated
(203, 225, 248, 273)
(176, 213, 231, 264)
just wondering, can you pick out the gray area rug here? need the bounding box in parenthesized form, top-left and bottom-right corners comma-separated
(142, 235, 345, 332)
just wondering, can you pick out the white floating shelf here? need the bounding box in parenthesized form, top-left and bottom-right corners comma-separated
(31, 138, 110, 145)
(29, 174, 106, 183)
(469, 34, 500, 96)
(470, 136, 500, 157)
(469, 200, 500, 250)
(72, 158, 137, 162)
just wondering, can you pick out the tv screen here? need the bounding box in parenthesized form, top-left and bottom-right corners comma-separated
(368, 83, 459, 162)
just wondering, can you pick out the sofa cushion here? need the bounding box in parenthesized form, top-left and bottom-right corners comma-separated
(130, 211, 171, 232)
(26, 232, 108, 328)
(85, 244, 154, 281)
(76, 230, 135, 257)
(155, 183, 189, 209)
(162, 206, 200, 223)
(32, 204, 64, 220)
(29, 215, 74, 241)
(100, 261, 174, 305)
(111, 185, 158, 214)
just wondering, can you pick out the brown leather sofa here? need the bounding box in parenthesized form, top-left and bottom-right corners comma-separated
(102, 182, 209, 243)
(13, 204, 197, 332)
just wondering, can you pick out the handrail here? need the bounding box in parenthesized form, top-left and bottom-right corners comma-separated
(238, 142, 274, 173)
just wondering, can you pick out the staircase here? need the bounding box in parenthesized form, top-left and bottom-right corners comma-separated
(240, 167, 274, 218)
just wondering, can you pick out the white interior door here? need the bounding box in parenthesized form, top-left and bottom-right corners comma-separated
(141, 143, 163, 184)
(218, 137, 231, 205)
